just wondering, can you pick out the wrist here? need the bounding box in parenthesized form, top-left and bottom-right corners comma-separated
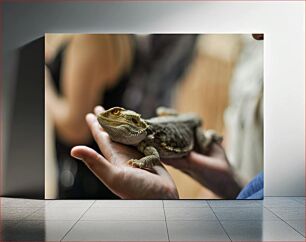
(220, 172, 243, 199)
(213, 166, 244, 199)
(188, 155, 243, 199)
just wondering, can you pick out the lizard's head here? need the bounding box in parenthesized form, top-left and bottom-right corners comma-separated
(97, 107, 148, 145)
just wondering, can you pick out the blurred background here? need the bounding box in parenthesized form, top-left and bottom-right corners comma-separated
(45, 34, 263, 199)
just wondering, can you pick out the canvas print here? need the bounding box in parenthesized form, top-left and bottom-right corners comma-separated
(45, 34, 263, 199)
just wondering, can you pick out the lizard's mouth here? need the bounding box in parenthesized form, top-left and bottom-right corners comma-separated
(98, 115, 142, 130)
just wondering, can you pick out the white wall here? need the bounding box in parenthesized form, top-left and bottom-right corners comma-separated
(3, 1, 305, 196)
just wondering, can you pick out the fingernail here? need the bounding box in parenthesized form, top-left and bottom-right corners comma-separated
(96, 105, 105, 111)
(85, 113, 94, 121)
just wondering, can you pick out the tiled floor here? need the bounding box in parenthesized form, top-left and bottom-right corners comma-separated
(0, 197, 304, 241)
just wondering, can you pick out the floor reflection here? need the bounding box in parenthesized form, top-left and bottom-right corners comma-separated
(0, 197, 305, 241)
(1, 220, 46, 241)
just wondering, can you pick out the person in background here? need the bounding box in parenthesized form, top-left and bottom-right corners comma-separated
(46, 34, 134, 198)
(224, 33, 263, 183)
(70, 34, 264, 199)
(45, 34, 198, 198)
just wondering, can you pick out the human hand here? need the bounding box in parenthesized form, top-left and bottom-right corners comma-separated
(163, 144, 243, 199)
(71, 106, 179, 199)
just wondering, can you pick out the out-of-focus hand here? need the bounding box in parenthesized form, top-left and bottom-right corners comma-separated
(163, 144, 243, 199)
(71, 106, 179, 199)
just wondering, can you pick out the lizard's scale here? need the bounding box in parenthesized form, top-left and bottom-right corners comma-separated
(147, 121, 194, 157)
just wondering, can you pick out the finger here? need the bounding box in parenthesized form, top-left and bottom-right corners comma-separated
(86, 113, 102, 131)
(85, 113, 115, 159)
(92, 107, 105, 131)
(189, 151, 216, 167)
(71, 146, 118, 185)
(252, 34, 264, 40)
(94, 106, 105, 116)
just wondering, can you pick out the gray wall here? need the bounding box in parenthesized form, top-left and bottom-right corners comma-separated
(2, 1, 305, 197)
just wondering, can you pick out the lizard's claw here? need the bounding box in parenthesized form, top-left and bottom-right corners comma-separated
(128, 159, 145, 169)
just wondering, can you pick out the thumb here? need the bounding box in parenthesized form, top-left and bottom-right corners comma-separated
(71, 146, 118, 186)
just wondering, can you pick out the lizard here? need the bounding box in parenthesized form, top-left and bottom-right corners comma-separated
(97, 106, 223, 169)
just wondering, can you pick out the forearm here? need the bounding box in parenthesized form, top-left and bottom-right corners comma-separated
(202, 171, 243, 199)
(46, 72, 91, 145)
(179, 150, 243, 199)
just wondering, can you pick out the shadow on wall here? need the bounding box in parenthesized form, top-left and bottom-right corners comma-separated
(4, 37, 45, 198)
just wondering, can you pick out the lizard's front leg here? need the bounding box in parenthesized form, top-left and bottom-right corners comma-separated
(196, 128, 223, 154)
(128, 146, 160, 169)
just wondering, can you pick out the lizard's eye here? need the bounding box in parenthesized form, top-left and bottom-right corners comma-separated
(111, 109, 120, 115)
(131, 117, 138, 124)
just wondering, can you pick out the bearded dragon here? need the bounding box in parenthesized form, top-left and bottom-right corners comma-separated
(97, 107, 222, 169)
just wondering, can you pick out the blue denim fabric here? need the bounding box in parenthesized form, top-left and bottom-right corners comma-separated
(236, 172, 264, 199)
